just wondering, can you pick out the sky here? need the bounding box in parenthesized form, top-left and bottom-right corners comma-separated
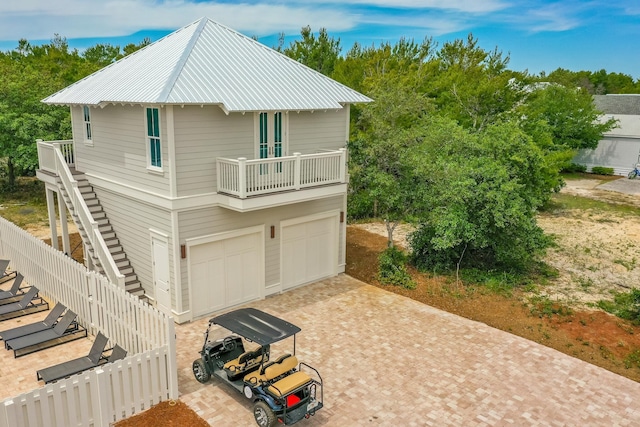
(0, 0, 638, 79)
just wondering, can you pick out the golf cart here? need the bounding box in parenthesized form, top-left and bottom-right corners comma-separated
(192, 308, 323, 427)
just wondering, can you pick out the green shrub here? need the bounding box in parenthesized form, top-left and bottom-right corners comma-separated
(378, 246, 416, 289)
(597, 289, 640, 324)
(561, 163, 587, 173)
(591, 166, 614, 176)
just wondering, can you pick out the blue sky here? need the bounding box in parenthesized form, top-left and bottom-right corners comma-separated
(0, 0, 638, 78)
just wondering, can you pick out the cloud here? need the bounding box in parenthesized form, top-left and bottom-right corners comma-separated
(0, 0, 356, 41)
(301, 0, 510, 13)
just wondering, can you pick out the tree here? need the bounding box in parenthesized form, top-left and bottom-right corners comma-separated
(408, 119, 551, 273)
(516, 84, 618, 151)
(282, 27, 340, 76)
(348, 77, 433, 246)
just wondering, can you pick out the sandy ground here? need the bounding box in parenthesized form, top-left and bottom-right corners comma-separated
(353, 177, 640, 309)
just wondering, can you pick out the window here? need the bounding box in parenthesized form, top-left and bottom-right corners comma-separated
(83, 106, 92, 142)
(146, 107, 162, 169)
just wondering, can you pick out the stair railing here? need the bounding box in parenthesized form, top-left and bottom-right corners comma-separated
(52, 143, 126, 288)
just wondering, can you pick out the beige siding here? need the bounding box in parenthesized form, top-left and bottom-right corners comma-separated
(288, 109, 348, 153)
(174, 106, 253, 197)
(92, 185, 175, 305)
(73, 105, 171, 195)
(177, 195, 345, 312)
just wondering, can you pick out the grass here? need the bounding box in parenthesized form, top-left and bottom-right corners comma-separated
(0, 178, 49, 227)
(543, 193, 640, 216)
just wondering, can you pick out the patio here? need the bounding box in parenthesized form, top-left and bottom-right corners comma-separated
(175, 275, 640, 426)
(2, 273, 640, 425)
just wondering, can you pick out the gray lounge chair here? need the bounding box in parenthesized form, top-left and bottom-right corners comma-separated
(0, 259, 17, 283)
(5, 309, 87, 357)
(0, 287, 49, 322)
(0, 274, 27, 304)
(0, 303, 66, 342)
(108, 344, 127, 363)
(36, 332, 109, 383)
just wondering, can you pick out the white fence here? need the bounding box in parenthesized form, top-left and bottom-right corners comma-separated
(217, 148, 347, 198)
(0, 217, 178, 427)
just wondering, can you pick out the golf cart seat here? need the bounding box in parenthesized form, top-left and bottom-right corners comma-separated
(245, 354, 298, 385)
(224, 345, 270, 381)
(267, 371, 312, 397)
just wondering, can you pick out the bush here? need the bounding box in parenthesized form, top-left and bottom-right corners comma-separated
(378, 246, 416, 289)
(591, 166, 614, 176)
(561, 163, 587, 173)
(597, 289, 640, 324)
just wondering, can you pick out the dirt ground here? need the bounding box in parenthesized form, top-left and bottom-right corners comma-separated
(34, 176, 640, 424)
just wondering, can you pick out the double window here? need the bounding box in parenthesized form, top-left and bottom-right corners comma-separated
(258, 112, 284, 173)
(146, 107, 162, 169)
(83, 106, 92, 143)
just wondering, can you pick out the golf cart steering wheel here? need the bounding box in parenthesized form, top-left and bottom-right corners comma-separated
(222, 336, 236, 351)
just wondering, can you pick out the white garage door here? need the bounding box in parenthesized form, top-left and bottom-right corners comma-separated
(189, 229, 263, 318)
(281, 213, 338, 290)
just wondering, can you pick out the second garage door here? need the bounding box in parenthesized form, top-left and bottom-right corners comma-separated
(281, 212, 339, 291)
(189, 228, 263, 318)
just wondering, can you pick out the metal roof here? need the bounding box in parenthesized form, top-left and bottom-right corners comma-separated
(43, 18, 371, 112)
(210, 308, 301, 346)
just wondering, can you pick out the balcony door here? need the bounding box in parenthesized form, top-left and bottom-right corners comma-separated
(256, 112, 287, 165)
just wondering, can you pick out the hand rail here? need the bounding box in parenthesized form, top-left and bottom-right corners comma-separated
(51, 143, 126, 288)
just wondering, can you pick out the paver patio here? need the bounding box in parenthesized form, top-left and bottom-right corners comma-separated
(2, 273, 640, 425)
(176, 275, 640, 426)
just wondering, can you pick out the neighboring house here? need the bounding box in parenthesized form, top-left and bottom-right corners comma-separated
(36, 17, 371, 322)
(574, 94, 640, 175)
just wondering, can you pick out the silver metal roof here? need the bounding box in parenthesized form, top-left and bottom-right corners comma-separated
(43, 18, 371, 112)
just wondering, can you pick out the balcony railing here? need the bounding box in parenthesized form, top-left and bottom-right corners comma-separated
(216, 149, 347, 199)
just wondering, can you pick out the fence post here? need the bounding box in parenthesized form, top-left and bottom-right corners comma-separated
(294, 153, 301, 190)
(2, 400, 17, 427)
(339, 148, 347, 183)
(87, 272, 98, 328)
(166, 319, 179, 399)
(95, 369, 111, 427)
(238, 158, 247, 199)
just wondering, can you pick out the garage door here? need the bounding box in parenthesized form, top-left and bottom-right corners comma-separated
(281, 213, 338, 290)
(189, 229, 263, 318)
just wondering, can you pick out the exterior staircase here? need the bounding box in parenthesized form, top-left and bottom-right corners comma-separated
(57, 169, 145, 297)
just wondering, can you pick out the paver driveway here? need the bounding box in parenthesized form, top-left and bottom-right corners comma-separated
(176, 275, 640, 426)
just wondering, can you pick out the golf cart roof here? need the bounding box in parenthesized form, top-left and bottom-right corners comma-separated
(210, 308, 301, 346)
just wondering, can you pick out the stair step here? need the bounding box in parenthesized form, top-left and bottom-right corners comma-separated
(116, 259, 131, 269)
(119, 266, 134, 276)
(98, 224, 113, 233)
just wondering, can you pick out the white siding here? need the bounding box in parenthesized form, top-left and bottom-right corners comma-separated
(73, 105, 171, 195)
(575, 136, 640, 176)
(289, 109, 348, 153)
(177, 195, 345, 312)
(174, 106, 253, 197)
(92, 185, 174, 304)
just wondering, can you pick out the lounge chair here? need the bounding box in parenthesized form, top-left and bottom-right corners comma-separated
(108, 344, 127, 363)
(0, 259, 17, 283)
(0, 287, 49, 322)
(5, 309, 87, 357)
(0, 303, 66, 342)
(0, 273, 28, 304)
(36, 332, 109, 383)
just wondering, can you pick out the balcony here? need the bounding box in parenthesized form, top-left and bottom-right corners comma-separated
(215, 149, 348, 211)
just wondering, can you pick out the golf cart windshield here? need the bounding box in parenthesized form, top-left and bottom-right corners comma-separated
(210, 308, 301, 346)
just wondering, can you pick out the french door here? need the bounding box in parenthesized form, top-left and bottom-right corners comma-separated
(257, 112, 286, 172)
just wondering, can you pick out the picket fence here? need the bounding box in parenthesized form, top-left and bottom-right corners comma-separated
(0, 217, 178, 426)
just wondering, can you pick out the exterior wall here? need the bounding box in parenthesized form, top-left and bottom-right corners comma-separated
(174, 106, 253, 198)
(73, 105, 171, 196)
(289, 109, 348, 153)
(575, 136, 640, 176)
(177, 195, 346, 313)
(92, 185, 175, 303)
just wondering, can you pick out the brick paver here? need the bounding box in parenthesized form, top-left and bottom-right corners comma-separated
(177, 275, 640, 426)
(3, 274, 640, 425)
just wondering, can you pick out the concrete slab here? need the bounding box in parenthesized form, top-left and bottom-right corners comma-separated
(176, 275, 640, 426)
(599, 177, 640, 195)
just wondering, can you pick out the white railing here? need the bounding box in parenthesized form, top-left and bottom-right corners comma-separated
(38, 140, 126, 288)
(0, 217, 178, 426)
(217, 148, 347, 199)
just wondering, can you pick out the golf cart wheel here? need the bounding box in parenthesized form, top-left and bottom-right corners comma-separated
(253, 401, 277, 427)
(192, 359, 211, 384)
(629, 170, 638, 179)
